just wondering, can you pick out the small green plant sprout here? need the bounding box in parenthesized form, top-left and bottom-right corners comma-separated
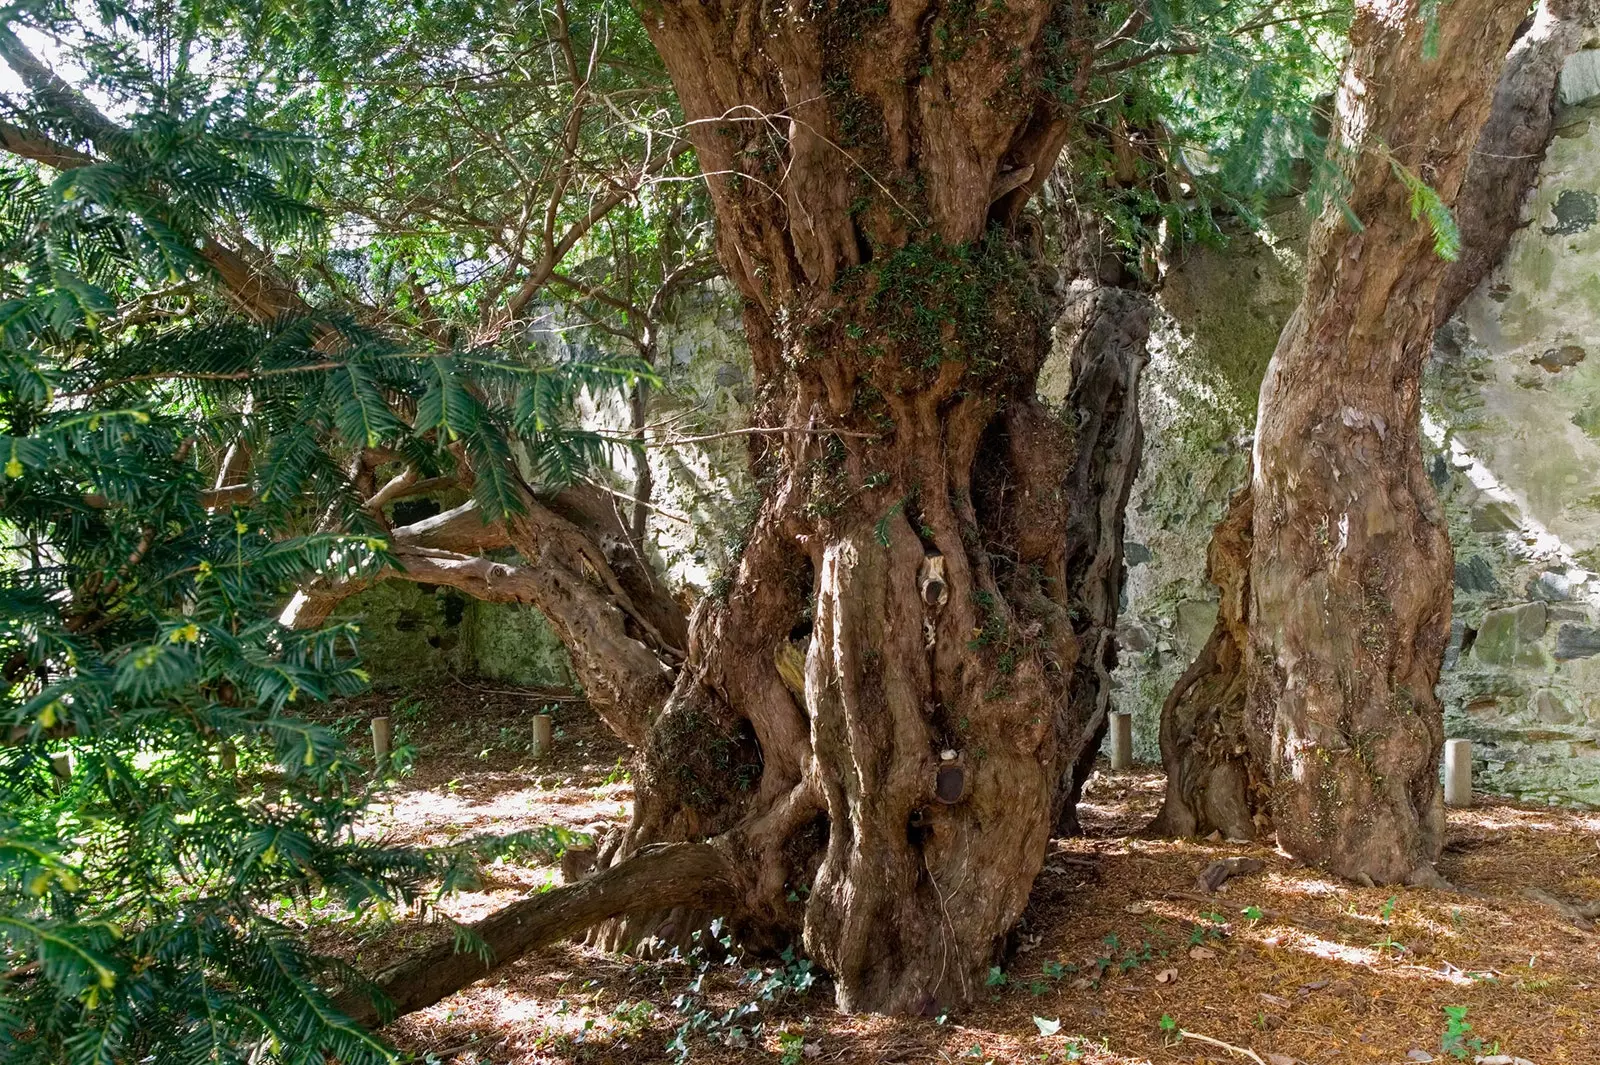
(1380, 895, 1398, 921)
(986, 965, 1009, 988)
(1159, 1013, 1181, 1044)
(1041, 959, 1073, 980)
(1242, 905, 1264, 923)
(1370, 929, 1407, 956)
(777, 1029, 806, 1065)
(1441, 1005, 1483, 1060)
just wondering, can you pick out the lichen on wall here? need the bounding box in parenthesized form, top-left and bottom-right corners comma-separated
(1424, 81, 1600, 807)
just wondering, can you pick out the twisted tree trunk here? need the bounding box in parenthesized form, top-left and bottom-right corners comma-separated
(1149, 0, 1589, 845)
(1053, 284, 1152, 836)
(587, 0, 1122, 1014)
(1248, 0, 1526, 885)
(1147, 485, 1262, 840)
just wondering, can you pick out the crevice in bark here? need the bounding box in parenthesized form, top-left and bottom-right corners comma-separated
(1145, 485, 1264, 840)
(518, 0, 1126, 1017)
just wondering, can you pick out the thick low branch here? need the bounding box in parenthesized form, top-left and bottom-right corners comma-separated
(338, 842, 735, 1027)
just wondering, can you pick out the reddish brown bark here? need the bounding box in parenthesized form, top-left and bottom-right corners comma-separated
(1248, 0, 1526, 885)
(1147, 485, 1264, 840)
(587, 0, 1119, 1013)
(336, 843, 736, 1027)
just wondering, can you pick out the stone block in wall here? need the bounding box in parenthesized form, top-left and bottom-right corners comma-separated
(1555, 623, 1600, 660)
(1532, 689, 1578, 725)
(1473, 602, 1550, 668)
(1454, 555, 1500, 594)
(1560, 48, 1600, 107)
(1174, 599, 1219, 660)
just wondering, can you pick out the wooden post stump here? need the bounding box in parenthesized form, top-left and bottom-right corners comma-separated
(1109, 711, 1133, 771)
(372, 716, 393, 764)
(1444, 738, 1472, 808)
(530, 714, 553, 759)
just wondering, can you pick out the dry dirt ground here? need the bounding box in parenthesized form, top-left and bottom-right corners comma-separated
(311, 683, 1600, 1065)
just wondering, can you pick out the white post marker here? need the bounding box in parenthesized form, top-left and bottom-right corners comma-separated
(371, 716, 392, 764)
(1444, 738, 1472, 808)
(530, 714, 554, 759)
(1109, 711, 1134, 771)
(50, 751, 73, 782)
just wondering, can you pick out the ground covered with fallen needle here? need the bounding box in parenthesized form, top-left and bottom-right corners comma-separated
(311, 686, 1600, 1065)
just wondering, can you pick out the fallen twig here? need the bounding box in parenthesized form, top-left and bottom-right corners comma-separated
(1197, 856, 1265, 893)
(1178, 1028, 1270, 1065)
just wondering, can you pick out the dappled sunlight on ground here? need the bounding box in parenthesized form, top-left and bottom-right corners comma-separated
(316, 690, 1600, 1064)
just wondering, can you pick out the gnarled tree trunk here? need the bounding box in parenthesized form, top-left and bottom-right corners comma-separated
(591, 0, 1122, 1014)
(1247, 0, 1526, 885)
(1147, 485, 1262, 840)
(1052, 283, 1152, 836)
(1149, 0, 1590, 845)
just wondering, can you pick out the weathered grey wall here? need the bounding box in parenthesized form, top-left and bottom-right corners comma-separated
(341, 582, 576, 690)
(358, 287, 753, 694)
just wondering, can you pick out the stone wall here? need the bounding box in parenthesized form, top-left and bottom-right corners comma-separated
(339, 581, 576, 691)
(1107, 47, 1600, 806)
(359, 286, 753, 694)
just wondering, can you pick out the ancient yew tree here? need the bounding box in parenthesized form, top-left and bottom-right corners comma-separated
(1151, 0, 1593, 855)
(1248, 0, 1528, 885)
(606, 0, 1117, 1014)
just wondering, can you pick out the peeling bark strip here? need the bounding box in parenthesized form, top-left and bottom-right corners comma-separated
(1248, 0, 1527, 885)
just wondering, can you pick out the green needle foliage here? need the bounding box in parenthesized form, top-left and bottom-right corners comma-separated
(0, 130, 453, 1057)
(0, 5, 644, 1059)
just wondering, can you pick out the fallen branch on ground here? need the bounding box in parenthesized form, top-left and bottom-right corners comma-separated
(1197, 856, 1264, 893)
(335, 841, 735, 1027)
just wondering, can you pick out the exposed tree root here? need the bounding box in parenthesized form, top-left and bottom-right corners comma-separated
(337, 843, 737, 1028)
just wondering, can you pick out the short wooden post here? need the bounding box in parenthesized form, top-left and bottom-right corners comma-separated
(1444, 738, 1472, 807)
(371, 716, 392, 763)
(219, 742, 237, 773)
(50, 751, 73, 783)
(1109, 711, 1134, 771)
(530, 714, 553, 759)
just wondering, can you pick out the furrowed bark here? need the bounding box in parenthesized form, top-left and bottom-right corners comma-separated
(1248, 0, 1526, 885)
(1150, 0, 1589, 844)
(337, 843, 736, 1028)
(1147, 486, 1262, 840)
(1053, 283, 1152, 837)
(591, 0, 1126, 1015)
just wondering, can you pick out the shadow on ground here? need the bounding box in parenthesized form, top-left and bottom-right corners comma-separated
(316, 685, 1600, 1065)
